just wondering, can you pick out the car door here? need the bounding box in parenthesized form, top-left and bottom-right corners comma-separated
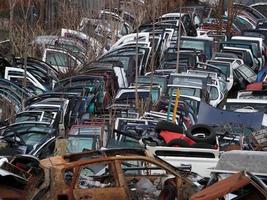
(72, 161, 129, 200)
(116, 157, 194, 200)
(4, 67, 46, 92)
(43, 48, 81, 73)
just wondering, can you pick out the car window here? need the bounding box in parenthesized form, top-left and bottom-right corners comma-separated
(171, 87, 201, 98)
(9, 78, 44, 95)
(21, 132, 47, 146)
(234, 17, 254, 30)
(16, 112, 42, 122)
(209, 86, 219, 100)
(207, 62, 230, 77)
(121, 24, 129, 35)
(77, 162, 116, 189)
(119, 91, 150, 100)
(67, 137, 95, 153)
(180, 40, 204, 51)
(182, 15, 191, 31)
(226, 102, 267, 113)
(46, 51, 77, 67)
(219, 80, 227, 93)
(237, 65, 255, 78)
(36, 140, 55, 159)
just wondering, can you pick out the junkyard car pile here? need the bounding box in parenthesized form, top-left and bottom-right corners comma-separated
(1, 1, 267, 199)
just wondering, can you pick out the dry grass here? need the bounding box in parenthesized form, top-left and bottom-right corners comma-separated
(0, 98, 16, 122)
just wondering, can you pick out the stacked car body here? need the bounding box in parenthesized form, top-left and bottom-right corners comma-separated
(0, 2, 267, 200)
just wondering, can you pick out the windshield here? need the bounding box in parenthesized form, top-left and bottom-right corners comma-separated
(21, 132, 47, 146)
(67, 137, 95, 153)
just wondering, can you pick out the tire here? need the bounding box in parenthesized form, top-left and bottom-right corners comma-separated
(155, 121, 184, 134)
(186, 124, 216, 145)
(167, 139, 191, 147)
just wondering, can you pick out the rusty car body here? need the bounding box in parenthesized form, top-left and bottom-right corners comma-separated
(35, 149, 199, 200)
(190, 171, 267, 200)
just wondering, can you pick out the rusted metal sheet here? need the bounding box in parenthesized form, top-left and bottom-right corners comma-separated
(190, 172, 254, 200)
(0, 186, 26, 200)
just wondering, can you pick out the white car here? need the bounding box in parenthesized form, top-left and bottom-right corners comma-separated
(144, 144, 220, 178)
(4, 67, 46, 93)
(206, 60, 234, 91)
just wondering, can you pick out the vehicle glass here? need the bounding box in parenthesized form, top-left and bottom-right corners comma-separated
(106, 138, 140, 148)
(171, 87, 201, 98)
(77, 162, 116, 188)
(237, 65, 255, 78)
(171, 77, 204, 86)
(119, 91, 150, 100)
(180, 40, 204, 51)
(60, 44, 82, 54)
(21, 132, 47, 146)
(243, 52, 253, 67)
(9, 78, 44, 95)
(26, 69, 49, 85)
(179, 96, 199, 114)
(219, 80, 227, 93)
(46, 51, 77, 67)
(207, 62, 230, 77)
(42, 112, 55, 122)
(11, 65, 49, 85)
(6, 71, 23, 76)
(69, 127, 102, 136)
(226, 102, 267, 113)
(236, 40, 261, 52)
(209, 86, 219, 100)
(223, 43, 258, 57)
(67, 137, 94, 153)
(37, 140, 55, 159)
(55, 87, 88, 95)
(234, 17, 254, 30)
(120, 24, 128, 35)
(16, 112, 42, 122)
(0, 90, 21, 105)
(182, 15, 191, 31)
